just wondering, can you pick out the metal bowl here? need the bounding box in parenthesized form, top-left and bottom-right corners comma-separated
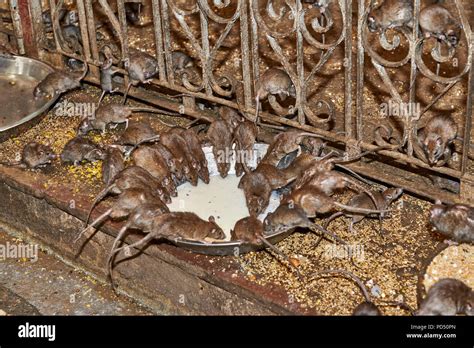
(164, 144, 295, 256)
(0, 55, 59, 143)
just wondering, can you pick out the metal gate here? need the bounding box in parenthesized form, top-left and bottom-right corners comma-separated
(6, 0, 474, 204)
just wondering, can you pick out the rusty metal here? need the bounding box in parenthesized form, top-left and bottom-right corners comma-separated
(5, 0, 474, 204)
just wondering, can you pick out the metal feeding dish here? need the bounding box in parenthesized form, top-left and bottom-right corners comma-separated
(0, 55, 59, 143)
(168, 144, 295, 256)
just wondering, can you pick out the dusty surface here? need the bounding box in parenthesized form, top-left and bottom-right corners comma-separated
(0, 228, 151, 315)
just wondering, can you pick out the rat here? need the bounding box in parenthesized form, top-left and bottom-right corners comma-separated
(429, 200, 474, 243)
(101, 146, 125, 186)
(170, 127, 210, 184)
(77, 103, 177, 135)
(131, 144, 177, 196)
(218, 106, 243, 132)
(110, 212, 225, 265)
(85, 165, 171, 227)
(263, 202, 346, 244)
(414, 115, 458, 167)
(254, 68, 296, 121)
(75, 187, 168, 244)
(207, 119, 233, 178)
(324, 187, 403, 233)
(106, 201, 170, 288)
(260, 130, 323, 167)
(33, 64, 88, 100)
(160, 130, 199, 186)
(234, 120, 258, 177)
(123, 51, 159, 103)
(417, 278, 473, 316)
(60, 136, 105, 165)
(171, 51, 194, 73)
(125, 2, 142, 25)
(119, 121, 158, 146)
(283, 186, 388, 218)
(0, 142, 56, 169)
(420, 4, 461, 47)
(98, 46, 120, 106)
(367, 0, 413, 33)
(231, 216, 303, 278)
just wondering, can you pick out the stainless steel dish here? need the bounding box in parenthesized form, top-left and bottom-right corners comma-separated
(0, 55, 59, 143)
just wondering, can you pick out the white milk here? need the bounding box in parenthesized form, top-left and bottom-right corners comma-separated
(167, 144, 281, 240)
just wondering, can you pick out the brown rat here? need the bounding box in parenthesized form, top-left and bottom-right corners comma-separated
(415, 115, 457, 167)
(101, 146, 125, 186)
(367, 0, 413, 33)
(207, 119, 233, 178)
(160, 129, 199, 186)
(171, 51, 194, 72)
(170, 127, 210, 184)
(420, 4, 461, 47)
(98, 46, 120, 106)
(60, 136, 105, 165)
(75, 187, 168, 244)
(0, 142, 56, 169)
(131, 144, 177, 196)
(324, 187, 403, 233)
(263, 202, 346, 244)
(33, 64, 88, 100)
(119, 121, 158, 146)
(218, 106, 243, 132)
(77, 103, 177, 135)
(106, 202, 170, 288)
(85, 165, 171, 227)
(429, 200, 474, 243)
(417, 278, 473, 316)
(234, 120, 258, 177)
(260, 130, 323, 167)
(231, 216, 302, 275)
(123, 51, 159, 103)
(254, 68, 296, 121)
(283, 185, 388, 218)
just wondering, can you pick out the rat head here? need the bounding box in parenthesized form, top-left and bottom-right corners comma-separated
(240, 174, 271, 217)
(382, 187, 403, 204)
(215, 152, 231, 179)
(367, 8, 381, 33)
(84, 147, 106, 162)
(183, 164, 198, 186)
(206, 216, 226, 240)
(23, 142, 57, 168)
(446, 25, 461, 47)
(77, 117, 93, 135)
(264, 202, 309, 234)
(423, 134, 445, 165)
(429, 199, 447, 223)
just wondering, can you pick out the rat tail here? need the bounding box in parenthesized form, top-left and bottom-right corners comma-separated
(85, 185, 114, 227)
(309, 269, 371, 303)
(334, 201, 388, 215)
(75, 208, 112, 244)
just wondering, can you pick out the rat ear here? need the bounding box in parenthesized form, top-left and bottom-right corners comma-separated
(208, 215, 215, 223)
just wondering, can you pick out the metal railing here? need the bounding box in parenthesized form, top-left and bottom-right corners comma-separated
(9, 0, 474, 204)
